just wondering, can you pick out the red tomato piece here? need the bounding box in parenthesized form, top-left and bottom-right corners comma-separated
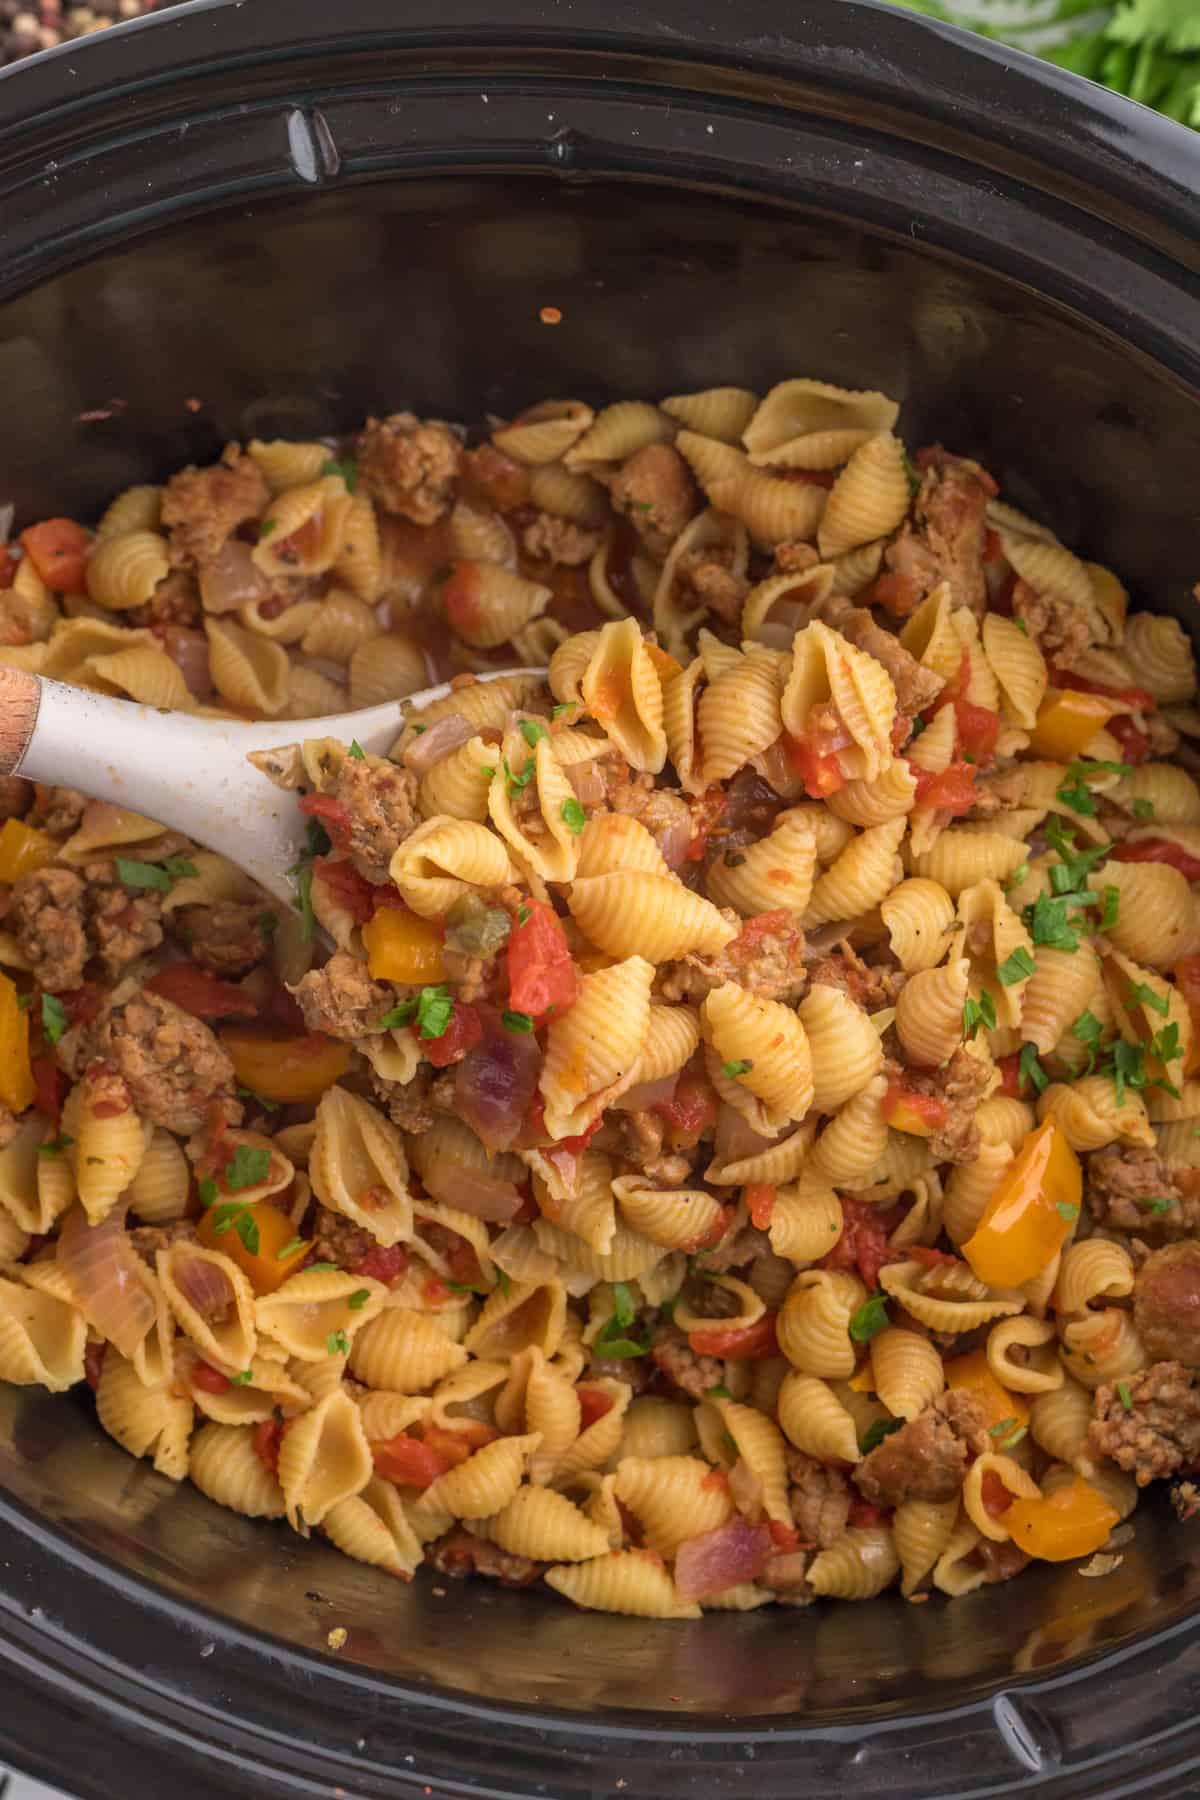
(423, 1421, 497, 1466)
(1047, 666, 1156, 712)
(422, 1001, 484, 1068)
(1113, 838, 1200, 882)
(997, 1053, 1024, 1099)
(84, 1340, 106, 1393)
(253, 1418, 284, 1477)
(653, 1068, 718, 1147)
(145, 962, 258, 1019)
(441, 562, 484, 635)
(981, 1469, 1014, 1517)
(881, 1080, 949, 1131)
(20, 518, 91, 592)
(847, 1496, 890, 1529)
(907, 1245, 959, 1268)
(314, 856, 381, 923)
(768, 1520, 802, 1553)
(1108, 715, 1150, 765)
(912, 761, 978, 815)
(868, 570, 923, 618)
(746, 1183, 777, 1231)
(783, 732, 848, 799)
(577, 1386, 614, 1431)
(687, 1313, 779, 1360)
(685, 788, 728, 862)
(371, 1432, 449, 1491)
(298, 792, 353, 853)
(30, 1054, 63, 1122)
(507, 899, 579, 1022)
(352, 1243, 411, 1285)
(820, 1195, 898, 1289)
(192, 1362, 232, 1395)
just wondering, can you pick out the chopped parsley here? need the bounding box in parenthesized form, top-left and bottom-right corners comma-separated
(502, 1009, 535, 1034)
(1056, 776, 1097, 816)
(849, 1292, 889, 1344)
(611, 1283, 637, 1328)
(1127, 979, 1170, 1019)
(1110, 1038, 1144, 1106)
(259, 911, 278, 939)
(1070, 758, 1132, 779)
(15, 989, 32, 1011)
(378, 984, 454, 1039)
(495, 1268, 512, 1297)
(321, 456, 358, 492)
(997, 947, 1036, 986)
(516, 904, 532, 927)
(1056, 1201, 1080, 1221)
(1139, 1196, 1177, 1216)
(480, 765, 496, 779)
(306, 1262, 337, 1273)
(988, 1417, 1028, 1451)
(503, 755, 535, 795)
(1099, 884, 1120, 931)
(114, 856, 173, 890)
(706, 1384, 732, 1400)
(225, 1144, 272, 1191)
(258, 517, 278, 539)
(1018, 1042, 1048, 1094)
(1132, 797, 1156, 821)
(36, 1133, 74, 1156)
(230, 1370, 254, 1386)
(348, 739, 365, 760)
(1025, 894, 1083, 953)
(721, 1059, 753, 1079)
(560, 797, 586, 835)
(276, 1237, 305, 1261)
(1116, 1380, 1133, 1413)
(209, 1203, 261, 1256)
(552, 702, 579, 719)
(1071, 1009, 1104, 1073)
(859, 1417, 903, 1455)
(519, 719, 548, 750)
(346, 1289, 372, 1311)
(901, 448, 921, 494)
(197, 1176, 219, 1207)
(287, 816, 331, 942)
(326, 1330, 350, 1356)
(236, 1084, 280, 1112)
(40, 992, 67, 1047)
(1014, 618, 1029, 636)
(963, 992, 996, 1040)
(1006, 863, 1030, 889)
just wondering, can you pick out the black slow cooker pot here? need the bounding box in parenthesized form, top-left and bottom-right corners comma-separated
(3, 3, 1200, 1794)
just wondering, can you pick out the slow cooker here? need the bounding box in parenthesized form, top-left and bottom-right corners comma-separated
(3, 2, 1200, 1793)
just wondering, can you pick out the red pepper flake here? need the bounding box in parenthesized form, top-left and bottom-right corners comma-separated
(538, 306, 563, 325)
(184, 397, 204, 413)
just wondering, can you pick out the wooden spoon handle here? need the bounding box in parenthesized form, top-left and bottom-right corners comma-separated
(0, 666, 42, 776)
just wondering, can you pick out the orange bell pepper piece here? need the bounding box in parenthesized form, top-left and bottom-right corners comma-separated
(1004, 1475, 1119, 1563)
(644, 642, 683, 683)
(962, 1118, 1081, 1289)
(0, 817, 58, 883)
(220, 1024, 351, 1105)
(880, 1080, 948, 1138)
(942, 1347, 1031, 1432)
(19, 518, 92, 592)
(1028, 688, 1121, 761)
(0, 971, 35, 1113)
(361, 905, 446, 984)
(196, 1199, 308, 1294)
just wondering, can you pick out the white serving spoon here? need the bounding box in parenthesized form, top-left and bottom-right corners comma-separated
(0, 664, 544, 907)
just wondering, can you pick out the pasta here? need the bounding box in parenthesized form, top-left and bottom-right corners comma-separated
(4, 375, 1199, 1624)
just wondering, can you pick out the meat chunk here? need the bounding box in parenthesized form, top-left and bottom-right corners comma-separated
(129, 1220, 199, 1266)
(181, 901, 271, 977)
(432, 1530, 541, 1587)
(357, 412, 460, 525)
(607, 775, 695, 871)
(660, 910, 807, 1006)
(772, 541, 821, 576)
(880, 449, 991, 617)
(787, 1449, 852, 1549)
(459, 443, 531, 513)
(1089, 1362, 1200, 1485)
(808, 942, 906, 1011)
(520, 512, 600, 567)
(676, 548, 750, 627)
(854, 1390, 988, 1507)
(28, 786, 88, 837)
(967, 766, 1031, 821)
(650, 1322, 724, 1400)
(126, 570, 201, 629)
(759, 1551, 815, 1605)
(819, 596, 946, 717)
(86, 869, 164, 979)
(1013, 577, 1094, 665)
(317, 756, 419, 883)
(10, 866, 87, 992)
(609, 444, 696, 557)
(609, 1109, 694, 1190)
(0, 776, 32, 822)
(885, 1048, 990, 1165)
(309, 1205, 375, 1271)
(369, 1065, 436, 1134)
(290, 950, 398, 1040)
(1134, 1242, 1200, 1366)
(1086, 1145, 1191, 1237)
(90, 989, 239, 1134)
(161, 444, 269, 568)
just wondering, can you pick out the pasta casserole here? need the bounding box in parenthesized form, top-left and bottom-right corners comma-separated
(1, 379, 1199, 1616)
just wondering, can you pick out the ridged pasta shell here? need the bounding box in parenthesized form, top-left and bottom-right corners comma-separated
(0, 1274, 86, 1391)
(348, 1308, 469, 1392)
(278, 1388, 373, 1530)
(256, 1266, 385, 1362)
(576, 812, 669, 879)
(567, 870, 734, 962)
(782, 619, 897, 784)
(540, 955, 654, 1139)
(804, 816, 906, 927)
(798, 984, 885, 1112)
(96, 1348, 192, 1479)
(323, 1476, 424, 1578)
(421, 1432, 541, 1519)
(310, 1085, 413, 1247)
(696, 642, 784, 785)
(662, 387, 759, 445)
(777, 1371, 861, 1464)
(545, 1549, 700, 1618)
(701, 980, 813, 1127)
(478, 1485, 611, 1561)
(494, 399, 595, 466)
(564, 402, 673, 469)
(742, 378, 899, 469)
(818, 434, 911, 558)
(982, 613, 1047, 728)
(390, 814, 515, 918)
(190, 1421, 286, 1518)
(580, 617, 668, 773)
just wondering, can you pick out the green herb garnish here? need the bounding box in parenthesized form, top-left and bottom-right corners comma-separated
(502, 1009, 535, 1034)
(36, 1133, 74, 1156)
(347, 1289, 371, 1311)
(859, 1417, 903, 1455)
(560, 797, 586, 835)
(326, 1330, 350, 1356)
(997, 947, 1036, 986)
(721, 1059, 753, 1079)
(849, 1292, 889, 1344)
(1018, 1042, 1049, 1094)
(225, 1144, 272, 1191)
(348, 740, 365, 760)
(40, 993, 67, 1047)
(321, 456, 358, 493)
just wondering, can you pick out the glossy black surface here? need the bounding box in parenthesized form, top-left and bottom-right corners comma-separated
(2, 1, 1200, 1794)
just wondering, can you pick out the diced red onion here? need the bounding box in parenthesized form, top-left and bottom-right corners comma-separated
(647, 797, 694, 872)
(172, 1248, 235, 1323)
(455, 1009, 543, 1153)
(611, 1073, 678, 1114)
(199, 540, 271, 613)
(749, 739, 806, 801)
(401, 713, 475, 774)
(56, 1203, 156, 1360)
(713, 1103, 774, 1168)
(161, 625, 214, 699)
(565, 759, 607, 809)
(674, 1516, 772, 1601)
(421, 1160, 522, 1223)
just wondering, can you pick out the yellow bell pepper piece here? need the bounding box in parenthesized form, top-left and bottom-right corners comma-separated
(220, 1025, 351, 1106)
(962, 1118, 1081, 1289)
(361, 905, 446, 984)
(1005, 1475, 1119, 1563)
(196, 1199, 309, 1295)
(0, 817, 58, 884)
(848, 1360, 876, 1393)
(0, 970, 35, 1113)
(942, 1347, 1031, 1432)
(1028, 688, 1120, 761)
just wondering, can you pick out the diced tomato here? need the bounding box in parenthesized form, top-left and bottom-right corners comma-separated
(30, 1054, 63, 1122)
(990, 569, 1017, 616)
(422, 1001, 484, 1068)
(1047, 666, 1156, 713)
(20, 518, 91, 592)
(1108, 715, 1150, 765)
(274, 514, 324, 565)
(192, 1362, 232, 1395)
(911, 760, 978, 815)
(687, 1312, 779, 1360)
(685, 789, 728, 862)
(266, 980, 308, 1035)
(577, 1386, 613, 1431)
(868, 570, 923, 618)
(314, 856, 381, 924)
(145, 962, 258, 1019)
(1113, 838, 1200, 882)
(444, 1237, 483, 1288)
(422, 1275, 452, 1305)
(746, 1183, 777, 1231)
(686, 1205, 734, 1254)
(701, 1467, 731, 1492)
(0, 545, 15, 589)
(1175, 955, 1200, 1076)
(906, 1245, 959, 1268)
(423, 1421, 497, 1465)
(653, 1068, 718, 1147)
(298, 792, 353, 854)
(252, 1417, 284, 1476)
(441, 562, 484, 635)
(371, 1432, 450, 1490)
(983, 528, 1003, 567)
(997, 1053, 1023, 1099)
(783, 731, 848, 799)
(352, 1243, 411, 1285)
(847, 1496, 890, 1529)
(507, 898, 579, 1023)
(61, 983, 103, 1030)
(83, 1340, 106, 1393)
(768, 1520, 802, 1553)
(956, 695, 1000, 762)
(882, 1078, 949, 1128)
(732, 910, 794, 957)
(981, 1469, 1014, 1517)
(820, 1195, 898, 1289)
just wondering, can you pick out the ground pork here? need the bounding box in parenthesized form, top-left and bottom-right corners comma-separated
(854, 1390, 988, 1507)
(705, 1224, 771, 1275)
(609, 1109, 694, 1189)
(758, 1551, 815, 1605)
(786, 1449, 852, 1549)
(880, 449, 991, 617)
(585, 1354, 652, 1394)
(772, 541, 822, 576)
(819, 596, 946, 717)
(10, 866, 87, 992)
(432, 1529, 541, 1587)
(676, 547, 749, 626)
(650, 1322, 724, 1400)
(608, 775, 695, 870)
(967, 765, 1031, 820)
(1086, 1145, 1192, 1239)
(458, 442, 531, 513)
(884, 1048, 989, 1165)
(161, 444, 269, 568)
(309, 1205, 375, 1271)
(1133, 1242, 1200, 1366)
(807, 942, 906, 1010)
(0, 1104, 19, 1150)
(1090, 1361, 1200, 1485)
(1014, 577, 1103, 667)
(290, 950, 398, 1040)
(128, 1219, 199, 1266)
(357, 412, 460, 524)
(28, 786, 87, 836)
(659, 910, 807, 1006)
(126, 570, 201, 629)
(0, 775, 31, 821)
(89, 989, 239, 1134)
(369, 1066, 436, 1134)
(520, 511, 600, 567)
(318, 756, 419, 882)
(181, 901, 271, 976)
(86, 867, 164, 978)
(609, 443, 697, 557)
